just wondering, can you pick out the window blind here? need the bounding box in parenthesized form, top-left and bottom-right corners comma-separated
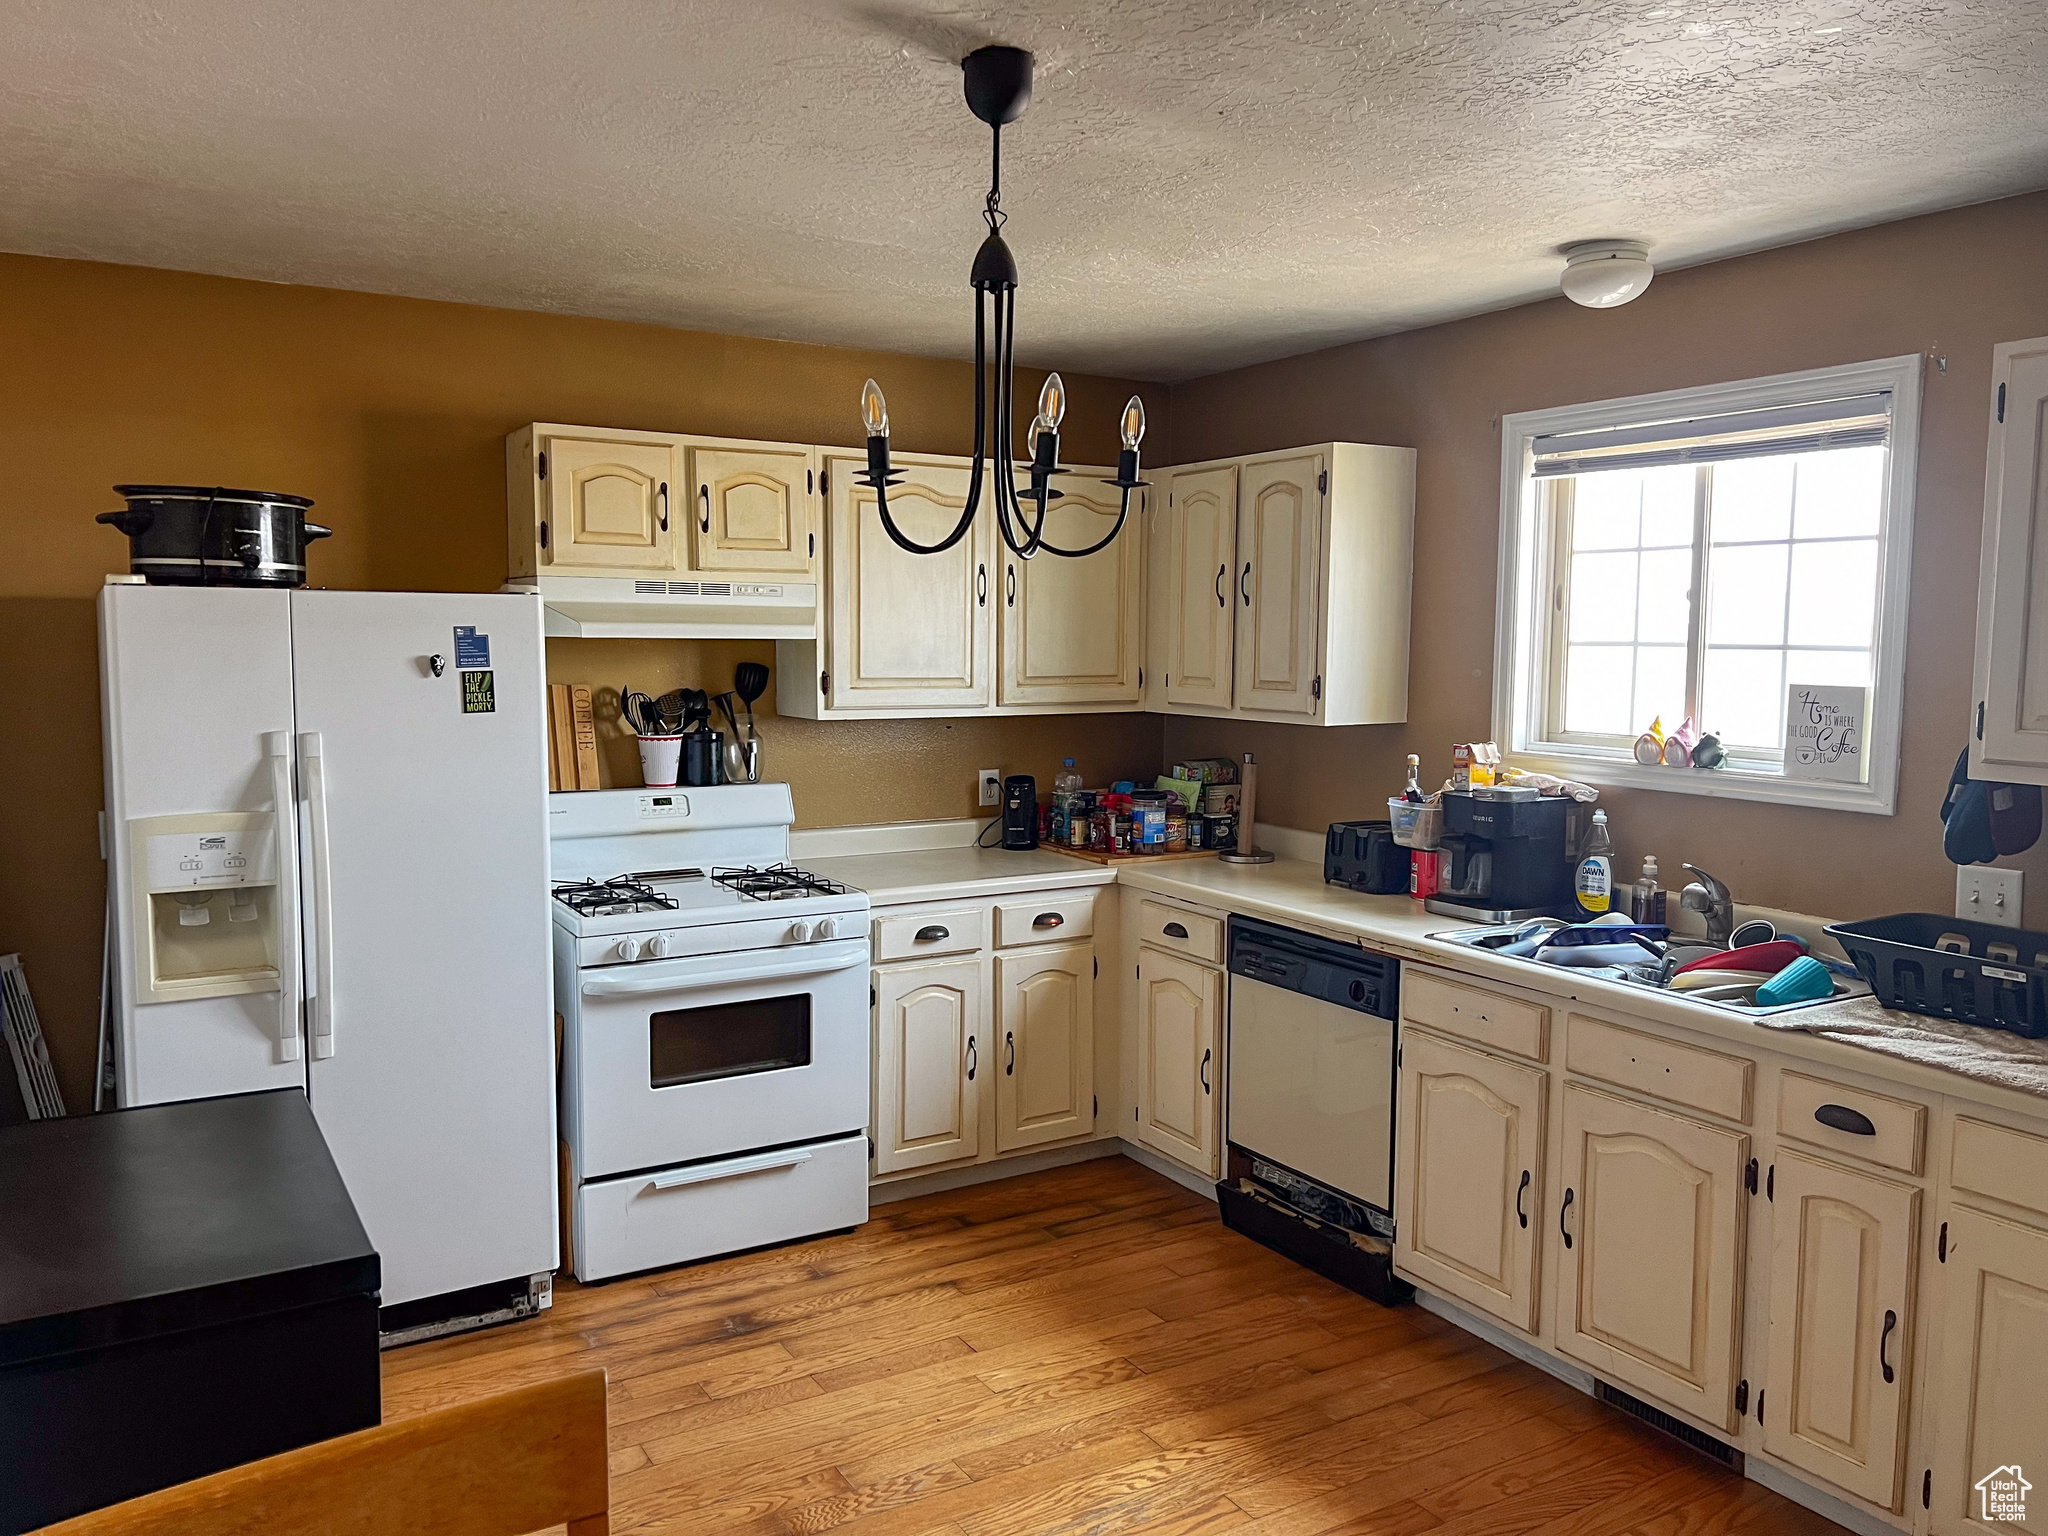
(1530, 393, 1891, 478)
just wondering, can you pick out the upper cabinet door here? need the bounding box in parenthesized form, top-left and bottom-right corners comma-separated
(824, 454, 991, 712)
(1235, 453, 1324, 718)
(543, 434, 679, 571)
(1164, 466, 1238, 710)
(998, 474, 1144, 708)
(1972, 337, 2048, 783)
(1928, 1205, 2048, 1534)
(1763, 1151, 1919, 1511)
(1556, 1083, 1749, 1432)
(688, 443, 816, 575)
(1394, 1029, 1547, 1335)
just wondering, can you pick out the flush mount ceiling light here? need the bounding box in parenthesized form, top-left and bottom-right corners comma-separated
(1560, 240, 1656, 308)
(857, 45, 1146, 561)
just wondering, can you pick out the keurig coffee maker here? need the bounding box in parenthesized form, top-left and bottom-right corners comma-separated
(1421, 790, 1572, 921)
(1002, 775, 1039, 850)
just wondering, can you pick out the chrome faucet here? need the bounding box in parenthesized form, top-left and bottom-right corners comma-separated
(1680, 864, 1736, 948)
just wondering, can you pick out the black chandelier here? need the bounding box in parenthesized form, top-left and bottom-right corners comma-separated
(857, 45, 1147, 561)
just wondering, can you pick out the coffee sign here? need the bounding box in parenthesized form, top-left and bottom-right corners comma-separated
(1785, 682, 1868, 783)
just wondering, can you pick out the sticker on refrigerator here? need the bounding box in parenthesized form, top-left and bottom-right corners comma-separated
(453, 626, 491, 669)
(461, 670, 495, 714)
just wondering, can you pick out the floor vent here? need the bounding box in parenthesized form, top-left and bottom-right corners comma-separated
(1594, 1381, 1744, 1472)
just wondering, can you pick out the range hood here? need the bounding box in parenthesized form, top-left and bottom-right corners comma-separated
(513, 576, 817, 641)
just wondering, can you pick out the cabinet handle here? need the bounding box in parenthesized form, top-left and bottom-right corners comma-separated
(966, 1034, 977, 1082)
(977, 563, 987, 607)
(1200, 1046, 1211, 1094)
(1162, 921, 1189, 939)
(1815, 1103, 1877, 1136)
(914, 925, 950, 943)
(1032, 912, 1064, 929)
(1215, 564, 1226, 608)
(1559, 1187, 1575, 1248)
(658, 482, 670, 532)
(1007, 566, 1017, 607)
(1240, 562, 1252, 606)
(1516, 1169, 1530, 1229)
(539, 519, 549, 550)
(1880, 1308, 1897, 1384)
(699, 484, 711, 533)
(1005, 1030, 1015, 1076)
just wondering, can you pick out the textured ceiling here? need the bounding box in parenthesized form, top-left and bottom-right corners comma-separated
(5, 1, 2046, 381)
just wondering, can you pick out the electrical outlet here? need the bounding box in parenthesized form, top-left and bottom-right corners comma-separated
(1957, 866, 2023, 928)
(978, 768, 1003, 808)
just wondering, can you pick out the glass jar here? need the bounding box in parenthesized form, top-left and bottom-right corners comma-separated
(1164, 805, 1188, 852)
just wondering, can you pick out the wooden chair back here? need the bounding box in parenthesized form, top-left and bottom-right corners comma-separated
(37, 1368, 609, 1536)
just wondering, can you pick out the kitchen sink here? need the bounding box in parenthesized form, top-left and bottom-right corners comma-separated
(1432, 923, 1870, 1016)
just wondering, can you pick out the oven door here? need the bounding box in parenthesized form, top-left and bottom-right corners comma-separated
(572, 937, 870, 1179)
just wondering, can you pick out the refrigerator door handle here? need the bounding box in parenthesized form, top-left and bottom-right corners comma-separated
(300, 731, 338, 1060)
(265, 731, 303, 1063)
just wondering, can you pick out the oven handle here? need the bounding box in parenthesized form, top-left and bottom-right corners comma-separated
(649, 1147, 812, 1190)
(580, 938, 870, 997)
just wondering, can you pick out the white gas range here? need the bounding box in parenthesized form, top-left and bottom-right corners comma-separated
(549, 785, 872, 1282)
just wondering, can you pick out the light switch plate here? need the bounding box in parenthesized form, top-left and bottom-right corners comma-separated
(978, 768, 1003, 808)
(1956, 866, 2023, 928)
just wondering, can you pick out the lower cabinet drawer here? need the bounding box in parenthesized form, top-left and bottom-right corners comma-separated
(574, 1133, 869, 1282)
(1777, 1071, 1925, 1175)
(1566, 1014, 1753, 1124)
(1402, 970, 1548, 1061)
(995, 890, 1097, 948)
(1137, 900, 1223, 964)
(1949, 1116, 2048, 1218)
(875, 905, 986, 962)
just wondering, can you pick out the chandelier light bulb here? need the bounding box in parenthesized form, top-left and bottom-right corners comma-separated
(1034, 372, 1066, 435)
(860, 378, 890, 439)
(1120, 395, 1146, 451)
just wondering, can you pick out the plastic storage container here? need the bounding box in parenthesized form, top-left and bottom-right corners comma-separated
(1824, 912, 2048, 1038)
(1387, 797, 1442, 849)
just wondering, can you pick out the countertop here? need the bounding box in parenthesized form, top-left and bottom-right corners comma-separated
(806, 845, 1118, 906)
(819, 837, 2048, 1117)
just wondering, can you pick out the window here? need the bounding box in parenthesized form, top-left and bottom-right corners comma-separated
(1495, 357, 1922, 814)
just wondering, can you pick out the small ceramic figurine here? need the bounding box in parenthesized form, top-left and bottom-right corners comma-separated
(1691, 732, 1726, 769)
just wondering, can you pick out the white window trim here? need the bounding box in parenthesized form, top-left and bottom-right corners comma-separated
(1492, 354, 1923, 816)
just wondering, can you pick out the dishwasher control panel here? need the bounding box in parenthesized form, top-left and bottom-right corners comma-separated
(1227, 915, 1397, 1019)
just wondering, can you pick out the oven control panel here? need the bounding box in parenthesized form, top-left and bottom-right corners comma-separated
(636, 794, 691, 820)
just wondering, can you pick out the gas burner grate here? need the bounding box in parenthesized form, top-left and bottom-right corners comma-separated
(552, 877, 682, 916)
(711, 863, 853, 902)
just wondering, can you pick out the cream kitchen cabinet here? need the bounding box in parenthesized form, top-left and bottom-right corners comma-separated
(997, 477, 1147, 708)
(995, 943, 1096, 1152)
(1762, 1150, 1920, 1510)
(1136, 945, 1221, 1177)
(871, 956, 983, 1175)
(1145, 442, 1415, 725)
(1556, 1081, 1750, 1432)
(686, 439, 817, 575)
(1970, 335, 2048, 785)
(507, 425, 680, 577)
(780, 457, 1147, 718)
(1158, 464, 1238, 712)
(1395, 1027, 1547, 1335)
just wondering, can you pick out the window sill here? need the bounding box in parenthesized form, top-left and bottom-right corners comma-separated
(1509, 748, 1895, 816)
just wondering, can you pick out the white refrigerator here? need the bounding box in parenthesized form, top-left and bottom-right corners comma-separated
(99, 582, 558, 1328)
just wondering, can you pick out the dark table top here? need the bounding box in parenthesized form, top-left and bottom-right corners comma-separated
(0, 1090, 378, 1366)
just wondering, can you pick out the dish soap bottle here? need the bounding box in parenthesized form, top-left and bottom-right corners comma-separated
(1575, 810, 1614, 917)
(1630, 855, 1666, 925)
(1401, 754, 1425, 803)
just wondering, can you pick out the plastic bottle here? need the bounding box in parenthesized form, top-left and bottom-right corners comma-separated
(1054, 758, 1083, 796)
(1402, 754, 1425, 803)
(1575, 810, 1614, 916)
(1630, 856, 1667, 925)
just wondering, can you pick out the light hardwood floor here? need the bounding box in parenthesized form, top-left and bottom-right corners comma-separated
(382, 1156, 1843, 1536)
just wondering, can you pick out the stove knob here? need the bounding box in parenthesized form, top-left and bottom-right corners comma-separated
(613, 936, 641, 962)
(787, 919, 813, 944)
(646, 933, 673, 959)
(813, 916, 838, 941)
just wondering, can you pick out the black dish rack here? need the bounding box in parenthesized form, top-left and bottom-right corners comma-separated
(1824, 913, 2048, 1039)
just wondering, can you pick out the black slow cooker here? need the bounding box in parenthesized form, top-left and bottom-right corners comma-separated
(97, 485, 332, 588)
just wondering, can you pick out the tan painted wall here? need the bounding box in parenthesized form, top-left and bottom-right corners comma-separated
(0, 253, 1168, 1108)
(1167, 191, 2048, 928)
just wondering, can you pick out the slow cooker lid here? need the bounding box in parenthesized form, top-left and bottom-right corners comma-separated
(113, 484, 315, 509)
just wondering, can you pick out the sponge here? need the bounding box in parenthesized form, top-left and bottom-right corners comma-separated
(1754, 954, 1833, 1008)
